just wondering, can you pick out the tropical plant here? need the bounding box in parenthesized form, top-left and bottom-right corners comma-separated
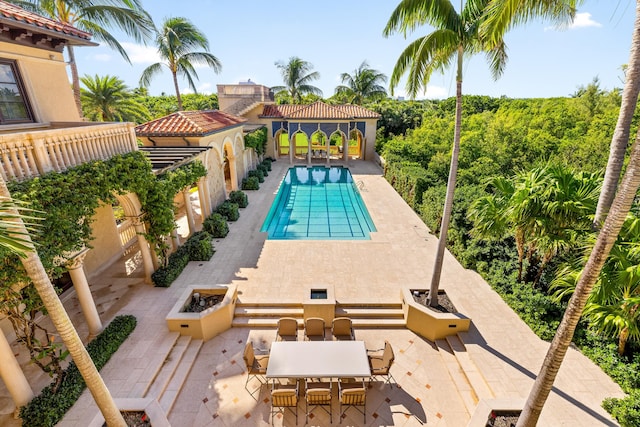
(8, 0, 153, 117)
(334, 61, 388, 104)
(0, 178, 126, 425)
(140, 16, 222, 111)
(383, 0, 509, 307)
(272, 56, 322, 103)
(80, 74, 150, 123)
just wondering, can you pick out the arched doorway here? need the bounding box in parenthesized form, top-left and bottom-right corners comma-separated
(348, 129, 363, 159)
(223, 142, 237, 192)
(276, 130, 289, 157)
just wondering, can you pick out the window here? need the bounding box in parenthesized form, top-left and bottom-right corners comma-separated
(0, 60, 33, 124)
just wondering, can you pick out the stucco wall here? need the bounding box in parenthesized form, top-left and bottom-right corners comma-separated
(0, 42, 79, 123)
(84, 203, 122, 277)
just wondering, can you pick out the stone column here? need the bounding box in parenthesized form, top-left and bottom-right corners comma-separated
(183, 188, 196, 235)
(170, 229, 181, 250)
(198, 177, 211, 219)
(131, 216, 154, 284)
(0, 328, 33, 415)
(66, 249, 102, 337)
(289, 133, 294, 165)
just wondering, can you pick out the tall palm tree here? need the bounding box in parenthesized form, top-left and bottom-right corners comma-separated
(81, 74, 150, 123)
(272, 57, 322, 104)
(335, 61, 388, 104)
(139, 17, 222, 111)
(8, 0, 154, 117)
(0, 181, 126, 425)
(384, 0, 508, 307)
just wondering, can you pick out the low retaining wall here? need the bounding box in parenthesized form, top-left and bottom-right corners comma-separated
(401, 288, 470, 341)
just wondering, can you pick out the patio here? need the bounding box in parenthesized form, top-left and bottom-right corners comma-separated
(0, 159, 624, 426)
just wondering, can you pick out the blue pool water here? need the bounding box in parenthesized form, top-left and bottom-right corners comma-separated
(260, 166, 376, 240)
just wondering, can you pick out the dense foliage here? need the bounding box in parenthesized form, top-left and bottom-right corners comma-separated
(244, 127, 268, 156)
(20, 315, 137, 427)
(151, 231, 215, 287)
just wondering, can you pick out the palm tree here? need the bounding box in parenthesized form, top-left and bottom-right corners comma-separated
(8, 0, 153, 117)
(272, 57, 322, 104)
(81, 74, 150, 123)
(0, 181, 126, 425)
(334, 61, 388, 104)
(139, 17, 222, 111)
(384, 0, 508, 307)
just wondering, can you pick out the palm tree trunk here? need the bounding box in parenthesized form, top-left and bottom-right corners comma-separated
(516, 229, 525, 282)
(593, 1, 640, 227)
(517, 128, 640, 427)
(618, 326, 629, 356)
(66, 46, 84, 119)
(172, 71, 183, 111)
(0, 181, 125, 426)
(428, 46, 463, 308)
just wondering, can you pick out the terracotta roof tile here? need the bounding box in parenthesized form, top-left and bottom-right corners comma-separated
(0, 1, 93, 41)
(260, 101, 379, 120)
(135, 110, 247, 137)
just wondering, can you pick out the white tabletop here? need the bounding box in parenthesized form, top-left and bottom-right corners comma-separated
(266, 341, 371, 379)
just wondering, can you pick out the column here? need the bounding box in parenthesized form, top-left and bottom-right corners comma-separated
(198, 178, 211, 219)
(0, 328, 33, 414)
(131, 216, 154, 284)
(170, 229, 181, 249)
(183, 188, 196, 236)
(289, 133, 294, 165)
(66, 249, 102, 337)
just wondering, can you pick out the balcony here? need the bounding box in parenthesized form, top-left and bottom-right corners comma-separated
(0, 121, 138, 182)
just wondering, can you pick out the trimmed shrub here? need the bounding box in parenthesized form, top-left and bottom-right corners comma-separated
(229, 190, 249, 208)
(152, 247, 190, 287)
(262, 158, 272, 171)
(242, 176, 260, 190)
(248, 169, 265, 183)
(20, 315, 137, 427)
(183, 231, 214, 261)
(216, 201, 240, 222)
(257, 163, 269, 177)
(203, 213, 229, 238)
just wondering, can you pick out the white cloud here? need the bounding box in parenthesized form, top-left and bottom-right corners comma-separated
(197, 82, 213, 94)
(545, 12, 602, 31)
(92, 53, 111, 62)
(120, 42, 160, 64)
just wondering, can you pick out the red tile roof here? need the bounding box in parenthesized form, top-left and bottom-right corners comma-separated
(260, 101, 380, 120)
(135, 110, 247, 137)
(0, 1, 94, 43)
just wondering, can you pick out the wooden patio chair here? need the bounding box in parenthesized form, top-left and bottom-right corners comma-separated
(270, 380, 299, 425)
(276, 317, 299, 341)
(338, 379, 366, 423)
(367, 340, 397, 388)
(305, 379, 332, 424)
(304, 317, 326, 341)
(243, 342, 269, 398)
(331, 317, 354, 340)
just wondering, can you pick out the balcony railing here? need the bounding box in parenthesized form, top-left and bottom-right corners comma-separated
(0, 121, 138, 182)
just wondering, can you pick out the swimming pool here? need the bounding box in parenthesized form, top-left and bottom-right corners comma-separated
(261, 166, 376, 240)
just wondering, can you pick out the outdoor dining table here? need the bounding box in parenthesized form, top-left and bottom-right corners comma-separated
(266, 340, 371, 379)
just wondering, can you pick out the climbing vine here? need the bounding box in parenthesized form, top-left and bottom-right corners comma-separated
(244, 126, 267, 156)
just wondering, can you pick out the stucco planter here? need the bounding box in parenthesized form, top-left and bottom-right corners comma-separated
(401, 288, 470, 342)
(88, 398, 170, 427)
(166, 284, 237, 341)
(466, 399, 524, 427)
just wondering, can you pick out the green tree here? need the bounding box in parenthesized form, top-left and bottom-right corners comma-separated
(272, 56, 322, 104)
(9, 0, 153, 117)
(384, 0, 509, 307)
(335, 61, 388, 104)
(80, 74, 150, 123)
(140, 17, 222, 111)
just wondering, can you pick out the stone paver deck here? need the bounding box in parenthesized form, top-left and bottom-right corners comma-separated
(0, 159, 624, 426)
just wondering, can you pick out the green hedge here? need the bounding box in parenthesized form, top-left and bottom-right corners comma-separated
(603, 390, 640, 427)
(242, 176, 260, 190)
(152, 232, 215, 286)
(383, 159, 431, 209)
(203, 213, 229, 238)
(20, 315, 137, 427)
(262, 158, 272, 171)
(257, 164, 269, 177)
(216, 201, 240, 222)
(229, 190, 249, 208)
(248, 169, 265, 183)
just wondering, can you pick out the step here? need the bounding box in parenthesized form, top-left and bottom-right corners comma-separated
(232, 317, 300, 328)
(233, 307, 304, 317)
(144, 335, 192, 399)
(446, 335, 494, 401)
(336, 302, 403, 309)
(159, 339, 203, 415)
(131, 332, 180, 398)
(235, 301, 303, 308)
(334, 307, 404, 319)
(435, 339, 477, 415)
(350, 318, 406, 328)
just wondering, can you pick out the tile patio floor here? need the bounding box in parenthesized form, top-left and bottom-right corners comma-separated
(0, 159, 625, 426)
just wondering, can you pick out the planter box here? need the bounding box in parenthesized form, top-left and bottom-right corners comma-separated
(166, 284, 237, 341)
(467, 398, 524, 427)
(88, 398, 170, 427)
(401, 288, 470, 341)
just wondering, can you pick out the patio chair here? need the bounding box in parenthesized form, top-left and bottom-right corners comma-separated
(270, 380, 299, 425)
(331, 317, 354, 340)
(305, 379, 332, 424)
(338, 379, 366, 423)
(243, 342, 269, 398)
(367, 340, 397, 388)
(276, 317, 299, 341)
(304, 317, 326, 341)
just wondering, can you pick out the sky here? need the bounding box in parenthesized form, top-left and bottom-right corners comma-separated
(74, 0, 636, 100)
